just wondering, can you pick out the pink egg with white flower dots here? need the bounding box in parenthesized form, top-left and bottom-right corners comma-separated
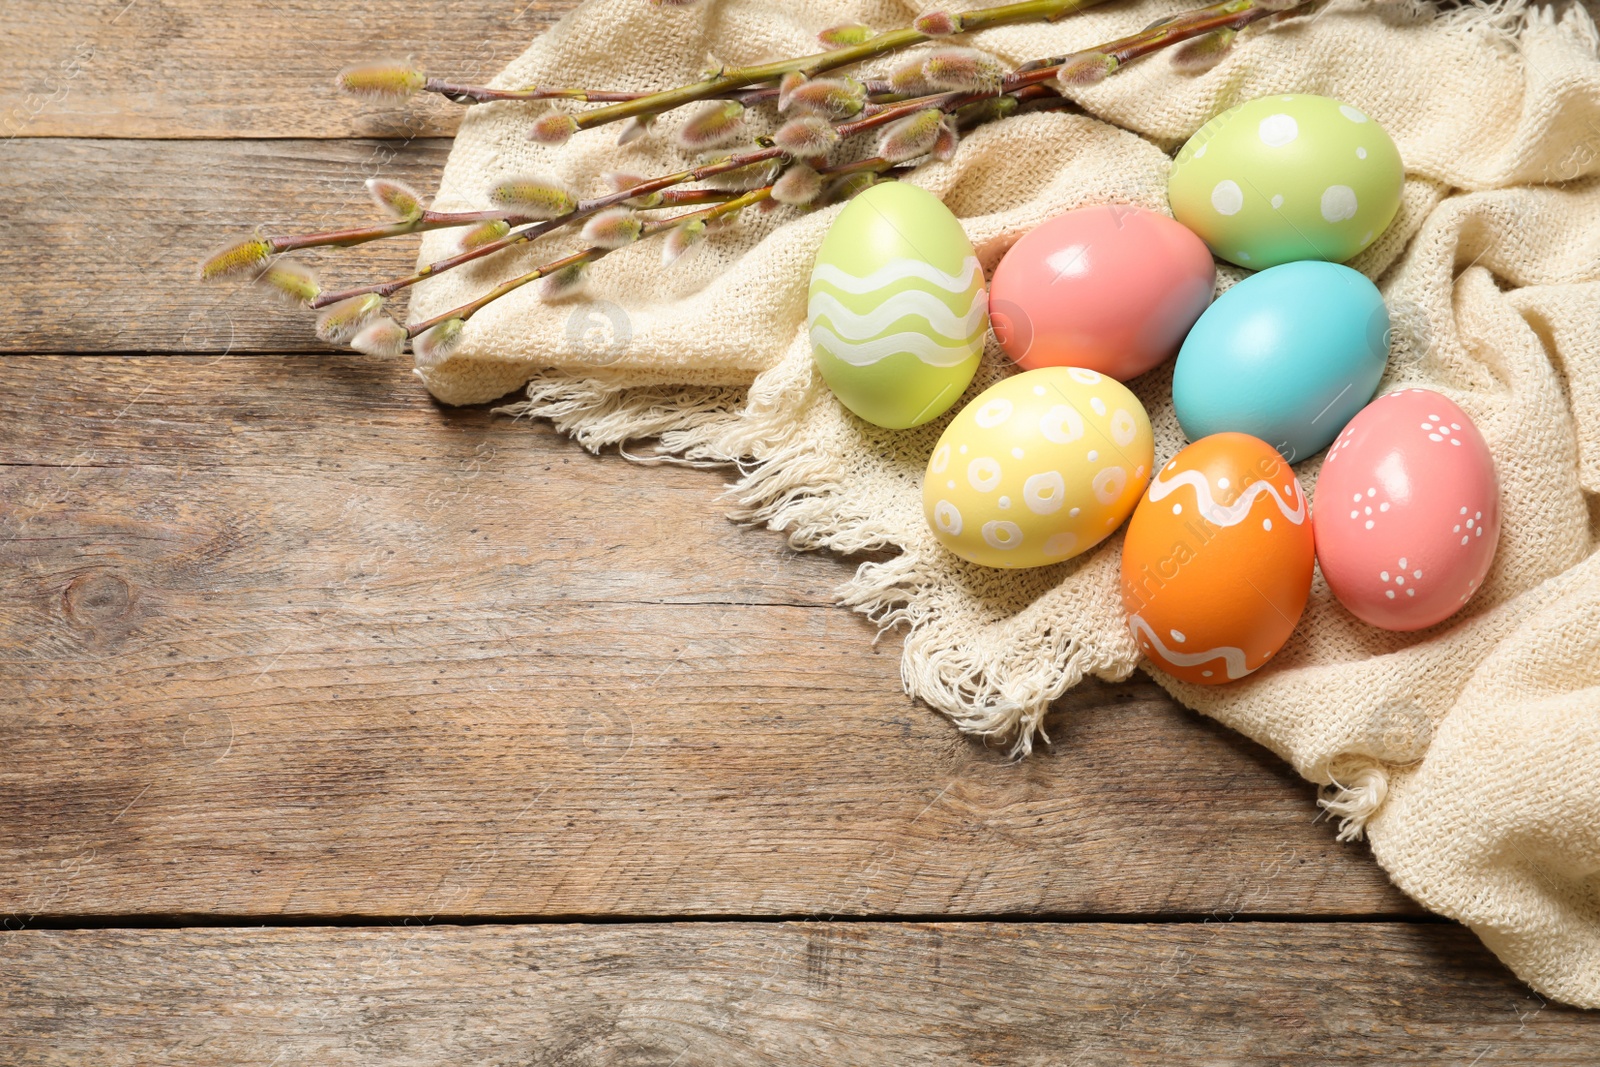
(1313, 388, 1499, 631)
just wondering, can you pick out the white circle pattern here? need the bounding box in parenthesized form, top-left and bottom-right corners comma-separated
(1023, 471, 1065, 515)
(1110, 409, 1137, 447)
(1321, 185, 1358, 222)
(1258, 114, 1299, 147)
(1093, 466, 1128, 505)
(1039, 405, 1084, 444)
(974, 397, 1013, 429)
(982, 520, 1023, 550)
(1042, 531, 1077, 557)
(1211, 179, 1244, 216)
(967, 457, 1002, 493)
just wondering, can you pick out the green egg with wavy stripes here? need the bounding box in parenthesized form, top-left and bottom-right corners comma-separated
(1169, 94, 1404, 269)
(808, 182, 987, 429)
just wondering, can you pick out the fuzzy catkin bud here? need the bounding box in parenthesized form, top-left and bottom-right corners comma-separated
(705, 158, 782, 191)
(887, 56, 931, 95)
(1056, 51, 1119, 87)
(336, 61, 426, 100)
(316, 294, 386, 344)
(1170, 28, 1237, 73)
(699, 55, 727, 80)
(778, 71, 807, 111)
(781, 77, 867, 118)
(615, 115, 653, 146)
(256, 262, 321, 306)
(922, 48, 1007, 93)
(674, 100, 746, 150)
(774, 115, 840, 159)
(351, 316, 408, 357)
(582, 207, 644, 249)
(366, 178, 425, 221)
(529, 112, 580, 145)
(602, 171, 663, 206)
(662, 218, 707, 264)
(488, 177, 577, 218)
(818, 22, 876, 46)
(539, 263, 590, 300)
(878, 108, 945, 163)
(413, 318, 464, 369)
(198, 237, 272, 281)
(931, 119, 959, 162)
(458, 219, 512, 252)
(772, 163, 823, 206)
(913, 10, 960, 36)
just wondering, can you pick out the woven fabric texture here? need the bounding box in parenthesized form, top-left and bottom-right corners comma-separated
(408, 0, 1600, 1008)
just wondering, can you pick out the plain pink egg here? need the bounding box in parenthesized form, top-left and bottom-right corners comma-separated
(988, 205, 1216, 381)
(1313, 389, 1500, 631)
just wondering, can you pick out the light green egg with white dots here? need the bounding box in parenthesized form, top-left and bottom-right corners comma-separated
(808, 181, 987, 429)
(1168, 94, 1403, 269)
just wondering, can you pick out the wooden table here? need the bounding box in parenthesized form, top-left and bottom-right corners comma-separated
(3, 2, 1595, 1061)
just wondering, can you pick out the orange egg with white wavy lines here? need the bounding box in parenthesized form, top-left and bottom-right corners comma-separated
(1119, 433, 1314, 685)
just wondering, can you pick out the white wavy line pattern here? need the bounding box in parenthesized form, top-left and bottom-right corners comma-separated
(810, 324, 978, 368)
(810, 256, 983, 296)
(807, 289, 988, 342)
(1130, 614, 1250, 680)
(1147, 469, 1307, 527)
(808, 256, 985, 369)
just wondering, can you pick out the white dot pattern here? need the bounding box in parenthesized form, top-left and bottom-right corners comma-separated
(1258, 113, 1299, 147)
(968, 457, 1001, 493)
(1321, 184, 1359, 222)
(1211, 179, 1244, 216)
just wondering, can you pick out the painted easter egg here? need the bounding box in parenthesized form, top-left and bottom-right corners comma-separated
(808, 181, 987, 429)
(1168, 94, 1404, 269)
(1314, 389, 1499, 631)
(1121, 433, 1314, 685)
(1172, 261, 1389, 463)
(924, 367, 1153, 569)
(987, 205, 1216, 380)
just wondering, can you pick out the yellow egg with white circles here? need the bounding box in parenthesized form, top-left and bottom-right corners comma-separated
(923, 367, 1155, 569)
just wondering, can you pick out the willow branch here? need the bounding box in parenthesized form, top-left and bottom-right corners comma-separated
(274, 0, 1305, 327)
(1010, 0, 1292, 82)
(406, 188, 773, 336)
(421, 77, 773, 107)
(566, 0, 1111, 132)
(313, 88, 991, 308)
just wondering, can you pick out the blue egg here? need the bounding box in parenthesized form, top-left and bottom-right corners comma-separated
(1172, 261, 1388, 463)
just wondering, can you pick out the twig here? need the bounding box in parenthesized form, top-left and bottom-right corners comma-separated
(562, 0, 1110, 133)
(217, 0, 1314, 356)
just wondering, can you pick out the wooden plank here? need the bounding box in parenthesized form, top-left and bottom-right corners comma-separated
(0, 139, 453, 355)
(4, 0, 574, 139)
(1, 922, 1589, 1064)
(0, 355, 1412, 918)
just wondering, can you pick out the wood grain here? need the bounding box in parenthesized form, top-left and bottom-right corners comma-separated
(5, 0, 576, 139)
(3, 0, 1587, 1037)
(3, 922, 1590, 1065)
(0, 354, 1411, 919)
(0, 139, 453, 355)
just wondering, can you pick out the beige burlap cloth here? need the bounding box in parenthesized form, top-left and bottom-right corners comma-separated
(409, 0, 1600, 1007)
